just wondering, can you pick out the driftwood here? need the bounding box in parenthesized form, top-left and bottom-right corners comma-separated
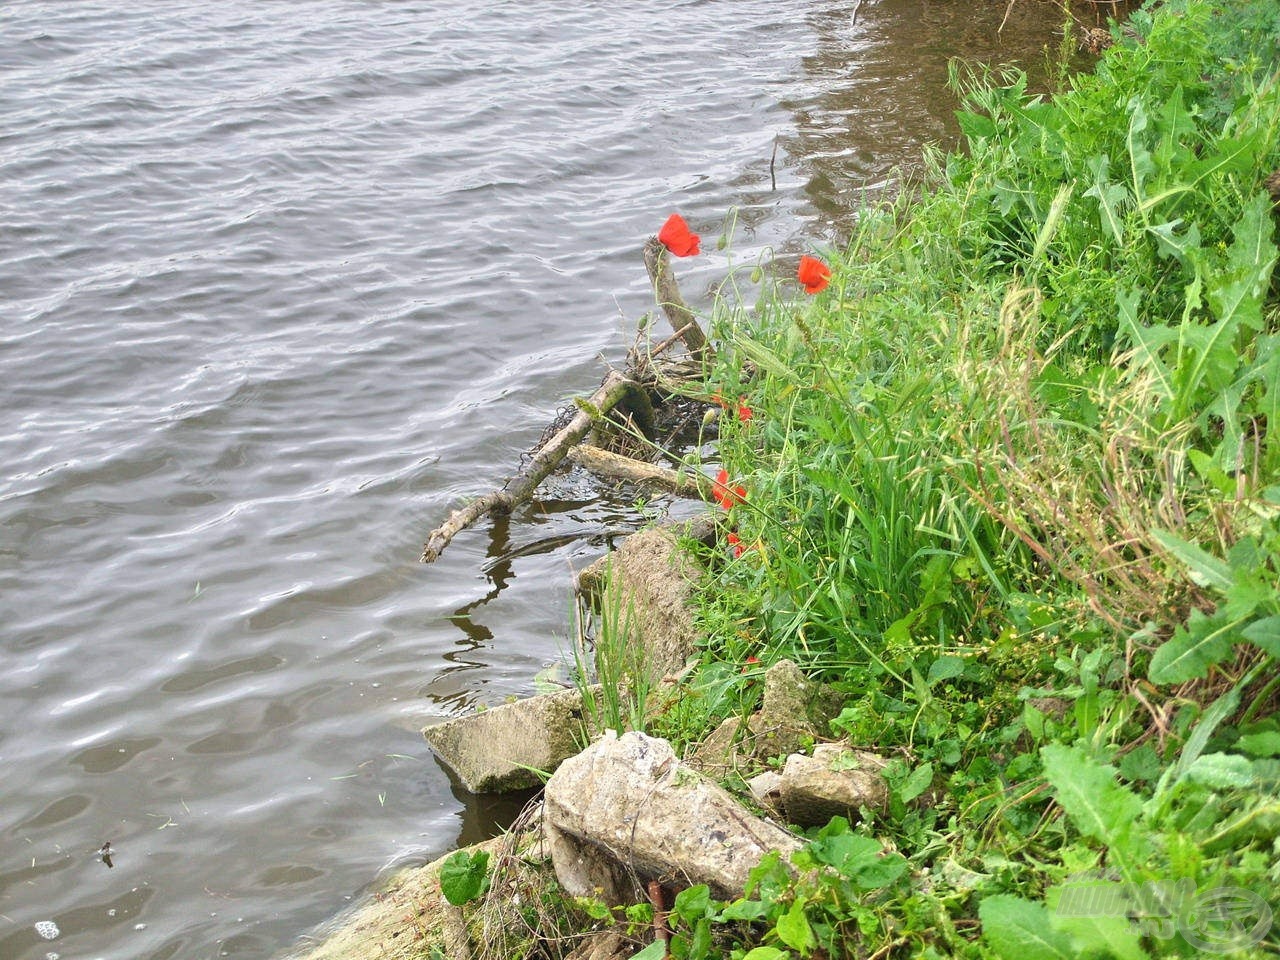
(643, 238, 709, 361)
(420, 237, 717, 565)
(421, 371, 643, 563)
(566, 445, 707, 499)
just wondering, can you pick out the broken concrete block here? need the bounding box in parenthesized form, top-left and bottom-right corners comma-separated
(754, 659, 844, 759)
(746, 771, 785, 816)
(684, 715, 744, 779)
(543, 730, 802, 903)
(779, 743, 890, 828)
(685, 660, 846, 778)
(576, 523, 706, 684)
(423, 687, 594, 793)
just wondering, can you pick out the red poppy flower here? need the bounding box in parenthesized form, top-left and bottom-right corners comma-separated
(797, 255, 831, 294)
(658, 213, 700, 258)
(726, 532, 745, 558)
(712, 468, 746, 510)
(737, 398, 753, 422)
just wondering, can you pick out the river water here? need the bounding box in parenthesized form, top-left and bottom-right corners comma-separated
(1, 2, 1083, 957)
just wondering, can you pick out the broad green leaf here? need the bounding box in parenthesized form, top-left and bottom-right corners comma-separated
(1153, 85, 1195, 169)
(957, 109, 997, 142)
(899, 762, 934, 803)
(1053, 912, 1148, 960)
(1237, 730, 1280, 757)
(673, 884, 711, 921)
(980, 895, 1075, 960)
(718, 899, 769, 922)
(852, 851, 908, 890)
(737, 336, 794, 380)
(1126, 96, 1155, 201)
(1242, 615, 1280, 659)
(1145, 218, 1200, 265)
(439, 849, 490, 906)
(1224, 574, 1275, 622)
(809, 823, 880, 874)
(1040, 744, 1144, 857)
(689, 917, 712, 959)
(774, 899, 815, 954)
(926, 656, 965, 686)
(1148, 608, 1238, 684)
(1150, 529, 1232, 591)
(1116, 288, 1176, 399)
(1186, 128, 1271, 191)
(741, 948, 789, 960)
(630, 942, 668, 960)
(1173, 684, 1241, 785)
(1185, 752, 1255, 789)
(1083, 154, 1130, 242)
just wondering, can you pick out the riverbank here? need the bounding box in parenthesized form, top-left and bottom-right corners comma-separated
(299, 1, 1280, 956)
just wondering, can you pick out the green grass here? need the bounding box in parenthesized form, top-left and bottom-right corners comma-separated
(655, 1, 1280, 957)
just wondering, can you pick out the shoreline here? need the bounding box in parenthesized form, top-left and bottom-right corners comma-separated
(291, 2, 1280, 957)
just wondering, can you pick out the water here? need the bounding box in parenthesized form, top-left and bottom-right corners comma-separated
(0, 1, 1083, 956)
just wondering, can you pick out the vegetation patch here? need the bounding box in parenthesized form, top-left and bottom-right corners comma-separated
(658, 0, 1280, 956)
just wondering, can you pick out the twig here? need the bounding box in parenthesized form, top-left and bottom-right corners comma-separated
(420, 371, 639, 562)
(642, 238, 709, 362)
(650, 323, 696, 360)
(566, 444, 708, 498)
(648, 880, 671, 954)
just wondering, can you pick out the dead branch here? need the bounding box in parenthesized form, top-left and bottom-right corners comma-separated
(643, 237, 709, 362)
(420, 371, 640, 563)
(566, 444, 708, 498)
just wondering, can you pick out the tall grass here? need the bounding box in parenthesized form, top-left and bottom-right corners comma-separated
(665, 1, 1280, 956)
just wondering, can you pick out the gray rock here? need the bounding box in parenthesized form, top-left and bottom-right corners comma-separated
(685, 660, 845, 778)
(563, 929, 631, 960)
(746, 771, 785, 815)
(755, 660, 844, 758)
(423, 686, 595, 793)
(544, 731, 801, 903)
(779, 744, 890, 827)
(576, 523, 707, 684)
(684, 715, 744, 779)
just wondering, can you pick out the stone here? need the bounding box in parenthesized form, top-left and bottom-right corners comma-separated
(684, 715, 744, 779)
(423, 686, 596, 794)
(543, 815, 634, 905)
(576, 522, 709, 684)
(685, 660, 845, 778)
(285, 836, 509, 960)
(779, 743, 890, 828)
(544, 731, 802, 903)
(754, 660, 844, 759)
(746, 771, 785, 816)
(563, 929, 631, 960)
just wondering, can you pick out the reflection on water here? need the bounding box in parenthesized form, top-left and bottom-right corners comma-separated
(784, 0, 1135, 230)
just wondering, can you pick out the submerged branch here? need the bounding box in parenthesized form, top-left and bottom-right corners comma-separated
(566, 444, 707, 498)
(420, 371, 639, 563)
